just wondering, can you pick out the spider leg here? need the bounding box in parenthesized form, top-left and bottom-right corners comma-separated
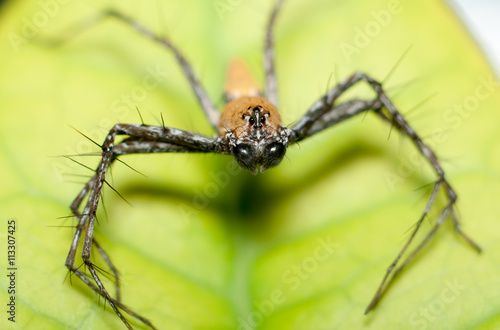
(290, 72, 377, 142)
(42, 10, 220, 131)
(297, 98, 382, 138)
(66, 124, 221, 329)
(289, 71, 481, 313)
(264, 0, 286, 107)
(92, 238, 122, 303)
(105, 10, 220, 130)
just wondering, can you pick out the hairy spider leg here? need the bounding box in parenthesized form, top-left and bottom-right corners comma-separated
(42, 9, 220, 131)
(264, 0, 285, 107)
(61, 1, 287, 328)
(288, 71, 481, 313)
(59, 0, 482, 327)
(66, 124, 220, 329)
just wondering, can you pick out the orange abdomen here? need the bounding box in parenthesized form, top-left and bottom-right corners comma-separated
(223, 59, 261, 101)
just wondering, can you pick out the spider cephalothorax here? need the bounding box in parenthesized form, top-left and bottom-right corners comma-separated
(219, 95, 289, 173)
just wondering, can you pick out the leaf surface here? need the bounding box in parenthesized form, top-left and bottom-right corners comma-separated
(0, 0, 499, 329)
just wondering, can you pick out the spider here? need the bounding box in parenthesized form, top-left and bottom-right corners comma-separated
(59, 0, 481, 328)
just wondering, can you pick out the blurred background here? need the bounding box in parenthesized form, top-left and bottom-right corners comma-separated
(452, 0, 500, 74)
(1, 0, 499, 329)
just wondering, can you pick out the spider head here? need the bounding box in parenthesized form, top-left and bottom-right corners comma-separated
(219, 96, 289, 173)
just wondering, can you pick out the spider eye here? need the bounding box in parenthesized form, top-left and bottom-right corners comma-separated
(249, 117, 255, 125)
(261, 142, 286, 171)
(264, 142, 285, 157)
(233, 143, 258, 173)
(234, 144, 251, 157)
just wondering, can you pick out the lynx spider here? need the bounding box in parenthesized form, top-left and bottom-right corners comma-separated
(59, 0, 481, 328)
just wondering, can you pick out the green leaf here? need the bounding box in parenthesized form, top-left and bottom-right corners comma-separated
(1, 0, 499, 329)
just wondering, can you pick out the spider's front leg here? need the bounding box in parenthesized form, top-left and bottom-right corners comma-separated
(289, 71, 481, 313)
(40, 9, 220, 132)
(263, 0, 285, 107)
(65, 123, 220, 329)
